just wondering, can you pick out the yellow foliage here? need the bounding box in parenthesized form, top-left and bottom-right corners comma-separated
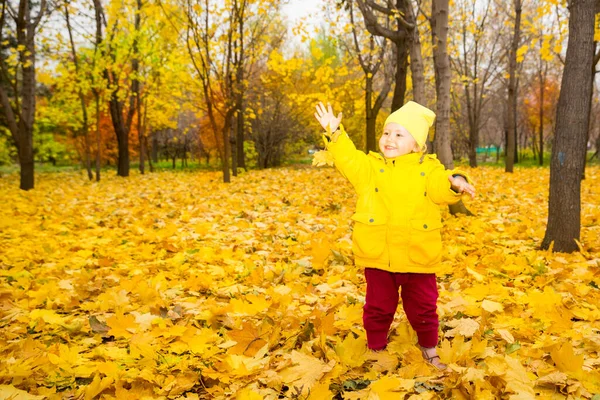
(0, 166, 599, 398)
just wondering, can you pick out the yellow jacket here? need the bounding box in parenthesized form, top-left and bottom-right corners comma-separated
(325, 125, 469, 274)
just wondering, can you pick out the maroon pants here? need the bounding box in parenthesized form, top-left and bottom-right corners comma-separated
(363, 268, 439, 350)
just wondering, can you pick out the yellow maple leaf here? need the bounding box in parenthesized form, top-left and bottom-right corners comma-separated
(106, 313, 138, 338)
(311, 233, 331, 268)
(84, 374, 114, 400)
(307, 380, 333, 399)
(227, 322, 269, 356)
(334, 333, 367, 367)
(504, 355, 535, 397)
(0, 385, 45, 400)
(278, 351, 336, 396)
(481, 299, 503, 313)
(236, 388, 263, 400)
(527, 286, 561, 314)
(438, 335, 471, 365)
(312, 150, 334, 167)
(445, 318, 480, 338)
(334, 303, 363, 330)
(229, 294, 271, 316)
(551, 342, 584, 373)
(29, 309, 65, 326)
(371, 376, 413, 396)
(130, 332, 156, 359)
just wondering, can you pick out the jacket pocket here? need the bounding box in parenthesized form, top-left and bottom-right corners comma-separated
(408, 219, 443, 265)
(351, 213, 387, 259)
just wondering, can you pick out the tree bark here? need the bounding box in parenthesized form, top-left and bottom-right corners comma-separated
(235, 2, 246, 170)
(0, 0, 45, 190)
(541, 0, 596, 252)
(96, 0, 137, 178)
(407, 0, 426, 106)
(95, 94, 101, 181)
(355, 0, 411, 111)
(538, 62, 546, 166)
(431, 0, 471, 216)
(92, 0, 103, 181)
(505, 0, 521, 173)
(65, 5, 92, 180)
(349, 1, 392, 153)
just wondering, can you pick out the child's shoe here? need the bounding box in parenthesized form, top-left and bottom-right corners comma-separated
(420, 346, 447, 370)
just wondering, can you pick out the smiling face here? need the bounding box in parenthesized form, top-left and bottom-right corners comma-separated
(379, 122, 420, 158)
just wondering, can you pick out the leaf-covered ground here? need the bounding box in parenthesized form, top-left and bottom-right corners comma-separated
(1, 166, 599, 400)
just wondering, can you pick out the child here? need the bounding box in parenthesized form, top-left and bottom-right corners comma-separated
(314, 101, 475, 370)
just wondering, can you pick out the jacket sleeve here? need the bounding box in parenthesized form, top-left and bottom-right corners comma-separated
(323, 124, 371, 192)
(426, 156, 472, 205)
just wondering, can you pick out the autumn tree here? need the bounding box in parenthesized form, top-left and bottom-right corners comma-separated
(430, 0, 471, 215)
(0, 0, 47, 190)
(90, 0, 144, 178)
(184, 0, 277, 182)
(63, 1, 93, 180)
(355, 0, 415, 111)
(346, 0, 393, 153)
(450, 0, 505, 167)
(504, 0, 522, 173)
(541, 0, 597, 252)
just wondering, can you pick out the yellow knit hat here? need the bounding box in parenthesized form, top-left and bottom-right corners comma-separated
(384, 101, 436, 148)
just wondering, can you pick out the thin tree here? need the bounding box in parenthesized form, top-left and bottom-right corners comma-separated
(505, 0, 522, 173)
(536, 55, 548, 166)
(355, 0, 413, 111)
(430, 0, 471, 215)
(64, 2, 93, 180)
(233, 0, 247, 171)
(541, 0, 597, 252)
(451, 0, 504, 167)
(185, 0, 231, 182)
(348, 0, 393, 153)
(93, 0, 141, 178)
(0, 0, 46, 190)
(92, 0, 104, 181)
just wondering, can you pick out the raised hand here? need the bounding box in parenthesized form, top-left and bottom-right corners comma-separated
(314, 102, 342, 133)
(448, 175, 476, 199)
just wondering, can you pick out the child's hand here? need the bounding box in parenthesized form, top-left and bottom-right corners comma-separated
(448, 175, 476, 199)
(314, 102, 342, 133)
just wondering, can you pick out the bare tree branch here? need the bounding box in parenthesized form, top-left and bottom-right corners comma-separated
(355, 0, 405, 40)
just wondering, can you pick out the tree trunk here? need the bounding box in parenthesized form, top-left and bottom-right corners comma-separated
(231, 115, 237, 177)
(365, 76, 377, 152)
(349, 1, 391, 154)
(101, 0, 137, 178)
(391, 41, 409, 111)
(94, 93, 101, 181)
(138, 109, 145, 175)
(505, 0, 521, 173)
(538, 65, 545, 166)
(468, 120, 478, 167)
(222, 114, 232, 183)
(355, 0, 410, 112)
(0, 0, 44, 190)
(152, 131, 158, 163)
(407, 0, 426, 106)
(541, 0, 596, 253)
(431, 0, 471, 216)
(236, 9, 246, 170)
(65, 4, 92, 181)
(109, 97, 131, 177)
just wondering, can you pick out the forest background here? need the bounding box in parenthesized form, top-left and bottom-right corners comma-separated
(1, 0, 600, 399)
(0, 0, 598, 180)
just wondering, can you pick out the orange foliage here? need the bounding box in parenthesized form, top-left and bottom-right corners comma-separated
(523, 76, 560, 137)
(69, 111, 142, 166)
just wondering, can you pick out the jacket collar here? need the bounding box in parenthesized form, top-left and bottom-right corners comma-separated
(369, 151, 424, 165)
